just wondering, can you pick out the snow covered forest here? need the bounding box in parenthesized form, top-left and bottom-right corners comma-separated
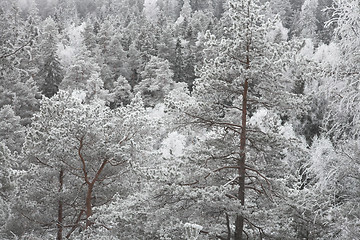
(0, 0, 359, 239)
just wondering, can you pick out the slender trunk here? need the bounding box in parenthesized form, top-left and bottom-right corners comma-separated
(57, 168, 64, 240)
(235, 78, 248, 240)
(235, 17, 251, 236)
(85, 183, 94, 228)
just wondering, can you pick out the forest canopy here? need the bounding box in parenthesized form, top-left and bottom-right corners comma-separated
(0, 0, 359, 239)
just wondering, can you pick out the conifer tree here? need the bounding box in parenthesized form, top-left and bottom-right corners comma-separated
(0, 1, 40, 125)
(56, 0, 80, 26)
(110, 75, 133, 108)
(135, 56, 175, 107)
(181, 0, 193, 20)
(38, 17, 64, 98)
(173, 38, 185, 83)
(157, 0, 181, 20)
(17, 91, 148, 239)
(124, 42, 143, 88)
(143, 0, 161, 22)
(0, 143, 16, 237)
(166, 0, 307, 238)
(297, 0, 319, 39)
(0, 105, 25, 153)
(82, 20, 99, 56)
(267, 0, 293, 28)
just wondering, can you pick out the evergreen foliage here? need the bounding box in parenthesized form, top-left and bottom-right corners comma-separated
(0, 0, 359, 239)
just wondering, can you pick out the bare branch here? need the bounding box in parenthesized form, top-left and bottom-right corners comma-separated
(225, 193, 238, 200)
(243, 229, 249, 240)
(245, 166, 271, 187)
(0, 35, 36, 59)
(214, 165, 242, 172)
(223, 175, 239, 187)
(66, 210, 85, 239)
(185, 112, 243, 130)
(35, 157, 54, 168)
(219, 102, 243, 112)
(59, 157, 81, 171)
(17, 210, 53, 228)
(179, 180, 199, 186)
(244, 217, 266, 237)
(91, 159, 109, 185)
(245, 186, 264, 194)
(108, 159, 127, 167)
(65, 168, 84, 179)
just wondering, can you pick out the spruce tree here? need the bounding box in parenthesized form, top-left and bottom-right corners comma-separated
(38, 17, 64, 98)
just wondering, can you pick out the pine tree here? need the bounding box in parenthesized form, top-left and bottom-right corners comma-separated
(157, 24, 176, 61)
(165, 0, 307, 238)
(17, 90, 148, 239)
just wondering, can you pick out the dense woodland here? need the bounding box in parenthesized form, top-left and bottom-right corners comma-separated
(0, 0, 359, 239)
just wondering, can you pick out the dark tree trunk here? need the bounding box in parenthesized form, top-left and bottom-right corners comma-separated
(85, 184, 94, 228)
(57, 168, 64, 240)
(234, 77, 248, 240)
(84, 159, 107, 229)
(235, 13, 251, 236)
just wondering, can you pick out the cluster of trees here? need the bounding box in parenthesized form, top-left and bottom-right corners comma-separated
(0, 0, 359, 239)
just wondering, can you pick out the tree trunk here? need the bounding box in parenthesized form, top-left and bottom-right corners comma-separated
(85, 183, 94, 228)
(57, 168, 64, 240)
(84, 159, 108, 228)
(234, 77, 248, 240)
